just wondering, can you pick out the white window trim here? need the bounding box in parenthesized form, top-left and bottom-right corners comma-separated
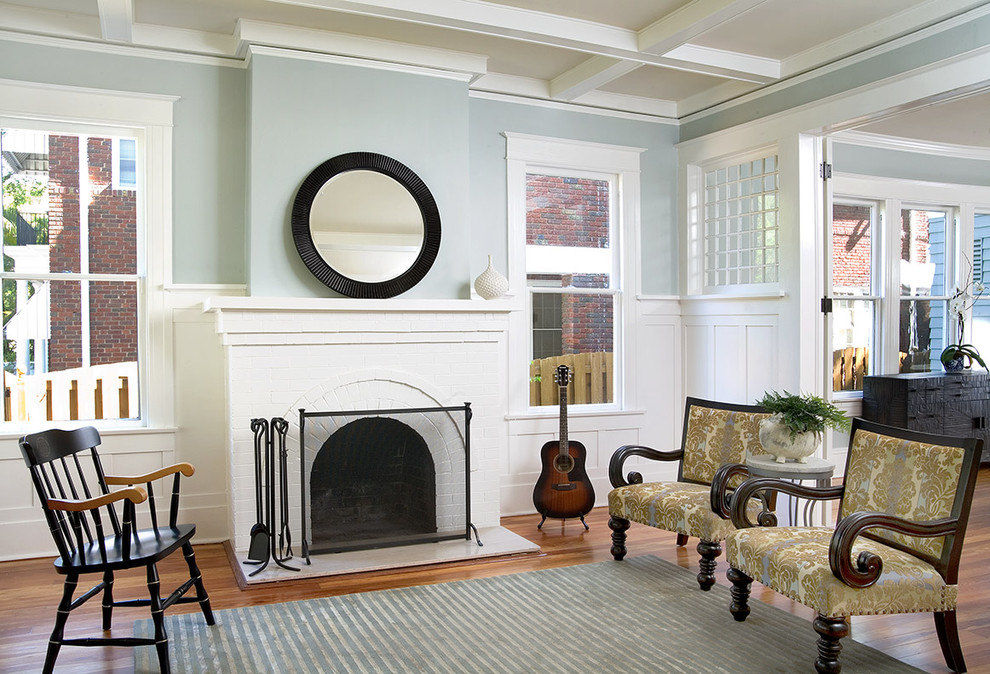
(0, 79, 177, 431)
(503, 132, 643, 416)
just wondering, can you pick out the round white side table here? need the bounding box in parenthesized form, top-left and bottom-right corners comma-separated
(745, 454, 836, 526)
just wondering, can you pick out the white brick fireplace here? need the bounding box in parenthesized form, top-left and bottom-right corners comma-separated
(204, 297, 512, 557)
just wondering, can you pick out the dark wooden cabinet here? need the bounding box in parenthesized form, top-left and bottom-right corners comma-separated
(862, 372, 990, 464)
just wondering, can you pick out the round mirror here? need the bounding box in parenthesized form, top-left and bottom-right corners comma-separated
(291, 152, 441, 298)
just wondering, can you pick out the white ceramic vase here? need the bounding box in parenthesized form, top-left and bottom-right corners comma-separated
(474, 254, 508, 300)
(758, 416, 818, 463)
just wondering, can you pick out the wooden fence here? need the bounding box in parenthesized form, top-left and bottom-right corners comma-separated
(530, 352, 613, 406)
(4, 361, 138, 422)
(832, 346, 868, 392)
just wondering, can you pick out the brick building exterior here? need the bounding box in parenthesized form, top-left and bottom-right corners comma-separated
(526, 174, 612, 356)
(46, 134, 137, 371)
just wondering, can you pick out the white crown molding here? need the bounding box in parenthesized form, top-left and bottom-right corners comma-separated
(0, 28, 242, 68)
(469, 87, 677, 125)
(246, 44, 474, 83)
(235, 18, 487, 77)
(833, 130, 990, 162)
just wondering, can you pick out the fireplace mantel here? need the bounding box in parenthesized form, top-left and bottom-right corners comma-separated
(203, 295, 516, 315)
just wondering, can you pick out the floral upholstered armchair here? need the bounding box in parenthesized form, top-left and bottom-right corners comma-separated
(723, 418, 982, 674)
(607, 397, 770, 590)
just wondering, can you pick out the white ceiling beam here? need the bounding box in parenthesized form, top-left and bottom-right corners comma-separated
(267, 0, 778, 82)
(96, 0, 133, 43)
(637, 0, 768, 55)
(665, 44, 779, 80)
(549, 56, 642, 101)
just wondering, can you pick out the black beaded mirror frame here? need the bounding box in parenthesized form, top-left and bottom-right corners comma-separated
(291, 152, 441, 298)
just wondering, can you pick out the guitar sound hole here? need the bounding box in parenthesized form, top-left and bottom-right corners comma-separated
(553, 454, 575, 474)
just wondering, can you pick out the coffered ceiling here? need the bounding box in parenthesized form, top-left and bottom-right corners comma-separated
(2, 0, 990, 145)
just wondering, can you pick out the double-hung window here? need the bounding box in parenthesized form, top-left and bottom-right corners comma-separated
(505, 133, 641, 412)
(0, 80, 174, 431)
(526, 171, 617, 406)
(2, 128, 141, 424)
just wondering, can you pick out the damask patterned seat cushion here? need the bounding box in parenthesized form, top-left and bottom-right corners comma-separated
(608, 482, 764, 542)
(726, 525, 957, 618)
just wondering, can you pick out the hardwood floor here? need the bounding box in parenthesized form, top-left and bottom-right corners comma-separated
(3, 468, 989, 673)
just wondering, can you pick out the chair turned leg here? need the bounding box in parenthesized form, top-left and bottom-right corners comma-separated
(101, 569, 114, 631)
(147, 563, 171, 674)
(608, 516, 630, 560)
(726, 566, 752, 621)
(934, 611, 967, 672)
(813, 615, 849, 674)
(183, 542, 216, 625)
(696, 539, 722, 591)
(43, 573, 78, 674)
(676, 533, 689, 546)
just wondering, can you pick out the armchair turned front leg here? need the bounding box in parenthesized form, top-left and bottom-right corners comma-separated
(813, 615, 848, 674)
(727, 567, 752, 622)
(608, 516, 630, 560)
(696, 540, 721, 591)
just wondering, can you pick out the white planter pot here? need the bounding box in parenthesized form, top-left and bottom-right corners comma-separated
(758, 416, 819, 463)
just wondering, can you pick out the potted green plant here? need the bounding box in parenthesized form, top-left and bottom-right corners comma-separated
(940, 344, 987, 372)
(755, 390, 850, 464)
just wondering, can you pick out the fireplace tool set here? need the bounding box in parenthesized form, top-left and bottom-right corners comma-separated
(244, 416, 299, 576)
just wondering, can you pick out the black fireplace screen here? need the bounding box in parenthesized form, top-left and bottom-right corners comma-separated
(299, 403, 476, 561)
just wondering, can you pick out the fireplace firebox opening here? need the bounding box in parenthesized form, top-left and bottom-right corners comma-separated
(310, 416, 437, 553)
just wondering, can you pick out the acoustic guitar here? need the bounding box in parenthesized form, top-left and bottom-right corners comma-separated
(533, 364, 595, 529)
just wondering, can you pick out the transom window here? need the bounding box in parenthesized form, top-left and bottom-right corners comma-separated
(703, 153, 779, 288)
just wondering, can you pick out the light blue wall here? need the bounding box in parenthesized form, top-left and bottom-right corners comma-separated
(469, 97, 680, 295)
(246, 53, 472, 298)
(0, 39, 681, 297)
(0, 39, 247, 285)
(833, 143, 990, 187)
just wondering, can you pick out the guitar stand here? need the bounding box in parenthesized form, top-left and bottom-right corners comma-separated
(537, 514, 590, 531)
(244, 416, 299, 577)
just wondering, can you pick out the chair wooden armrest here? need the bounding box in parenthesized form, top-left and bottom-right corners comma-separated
(829, 511, 960, 588)
(710, 462, 751, 518)
(47, 486, 148, 512)
(729, 477, 844, 528)
(105, 462, 195, 485)
(608, 444, 684, 488)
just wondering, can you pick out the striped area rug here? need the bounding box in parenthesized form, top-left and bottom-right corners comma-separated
(134, 555, 921, 673)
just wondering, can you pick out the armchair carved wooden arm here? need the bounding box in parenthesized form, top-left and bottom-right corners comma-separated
(723, 418, 981, 673)
(606, 397, 770, 590)
(19, 427, 215, 674)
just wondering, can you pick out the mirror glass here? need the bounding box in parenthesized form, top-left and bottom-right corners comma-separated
(310, 170, 424, 282)
(291, 152, 441, 298)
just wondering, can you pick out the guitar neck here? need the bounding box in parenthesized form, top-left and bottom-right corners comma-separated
(558, 383, 568, 454)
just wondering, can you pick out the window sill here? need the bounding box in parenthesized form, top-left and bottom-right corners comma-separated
(0, 425, 177, 442)
(505, 408, 646, 422)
